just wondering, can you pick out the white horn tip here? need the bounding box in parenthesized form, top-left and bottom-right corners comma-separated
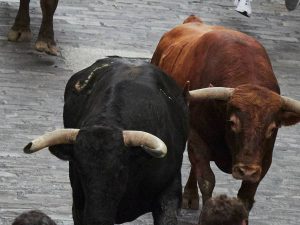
(159, 151, 167, 158)
(142, 145, 167, 158)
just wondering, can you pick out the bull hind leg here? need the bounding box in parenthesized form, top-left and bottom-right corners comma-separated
(8, 0, 32, 42)
(35, 0, 59, 55)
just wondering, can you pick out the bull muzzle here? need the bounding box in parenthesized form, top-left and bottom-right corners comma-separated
(232, 164, 262, 183)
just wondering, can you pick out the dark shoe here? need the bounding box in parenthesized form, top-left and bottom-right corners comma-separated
(285, 0, 300, 11)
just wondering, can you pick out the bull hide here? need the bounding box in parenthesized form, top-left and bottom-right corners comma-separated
(24, 57, 189, 225)
(151, 15, 300, 215)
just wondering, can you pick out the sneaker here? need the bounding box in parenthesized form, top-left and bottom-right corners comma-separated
(285, 0, 300, 11)
(235, 0, 252, 17)
(234, 0, 239, 6)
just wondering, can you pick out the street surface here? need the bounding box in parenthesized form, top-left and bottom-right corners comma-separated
(0, 0, 299, 224)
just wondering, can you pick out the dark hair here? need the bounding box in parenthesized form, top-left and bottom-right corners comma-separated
(200, 195, 248, 225)
(12, 210, 57, 225)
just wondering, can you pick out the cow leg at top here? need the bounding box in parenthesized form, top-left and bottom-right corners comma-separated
(152, 174, 182, 225)
(35, 0, 59, 55)
(182, 130, 215, 210)
(8, 0, 32, 42)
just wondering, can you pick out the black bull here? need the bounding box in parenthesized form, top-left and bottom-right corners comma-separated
(24, 57, 189, 225)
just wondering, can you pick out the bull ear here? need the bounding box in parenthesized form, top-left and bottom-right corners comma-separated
(49, 144, 74, 161)
(183, 81, 191, 103)
(281, 111, 300, 126)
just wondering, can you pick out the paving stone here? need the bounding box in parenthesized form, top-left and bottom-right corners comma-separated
(0, 0, 299, 225)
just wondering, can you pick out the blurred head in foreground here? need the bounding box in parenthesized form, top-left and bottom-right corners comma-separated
(12, 210, 57, 225)
(200, 194, 248, 225)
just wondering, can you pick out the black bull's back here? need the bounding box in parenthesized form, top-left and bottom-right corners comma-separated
(54, 57, 189, 224)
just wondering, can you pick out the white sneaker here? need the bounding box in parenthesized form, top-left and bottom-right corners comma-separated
(235, 0, 252, 17)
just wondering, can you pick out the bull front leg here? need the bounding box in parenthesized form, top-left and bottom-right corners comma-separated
(237, 180, 259, 211)
(195, 157, 215, 207)
(152, 174, 182, 225)
(8, 0, 32, 42)
(35, 0, 59, 55)
(182, 165, 199, 209)
(69, 162, 85, 225)
(238, 150, 272, 212)
(182, 130, 215, 210)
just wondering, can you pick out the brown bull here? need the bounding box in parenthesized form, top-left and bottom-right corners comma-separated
(8, 0, 59, 55)
(151, 15, 300, 212)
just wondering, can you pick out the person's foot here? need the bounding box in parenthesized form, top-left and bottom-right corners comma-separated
(285, 0, 300, 11)
(235, 0, 252, 17)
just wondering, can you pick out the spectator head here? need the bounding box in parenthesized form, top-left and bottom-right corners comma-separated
(199, 194, 248, 225)
(12, 210, 57, 225)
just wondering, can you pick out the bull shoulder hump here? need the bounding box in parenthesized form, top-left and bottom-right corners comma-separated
(74, 63, 110, 92)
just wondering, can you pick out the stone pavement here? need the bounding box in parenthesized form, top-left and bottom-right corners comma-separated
(0, 0, 299, 224)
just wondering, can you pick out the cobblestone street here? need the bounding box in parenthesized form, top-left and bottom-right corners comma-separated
(0, 0, 299, 224)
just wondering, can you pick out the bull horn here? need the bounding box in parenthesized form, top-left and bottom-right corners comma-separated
(24, 129, 80, 154)
(123, 131, 167, 158)
(281, 96, 300, 114)
(189, 87, 234, 101)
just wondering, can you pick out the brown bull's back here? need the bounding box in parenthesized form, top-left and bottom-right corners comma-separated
(150, 15, 296, 213)
(151, 19, 279, 93)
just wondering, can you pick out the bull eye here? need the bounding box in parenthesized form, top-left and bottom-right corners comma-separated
(228, 114, 241, 133)
(266, 122, 277, 138)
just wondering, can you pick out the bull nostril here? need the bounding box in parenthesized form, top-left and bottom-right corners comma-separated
(252, 168, 262, 178)
(235, 167, 246, 177)
(246, 168, 261, 178)
(233, 165, 261, 180)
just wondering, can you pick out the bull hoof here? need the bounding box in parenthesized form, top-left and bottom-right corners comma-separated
(182, 197, 199, 210)
(35, 40, 59, 56)
(8, 29, 32, 42)
(182, 192, 200, 210)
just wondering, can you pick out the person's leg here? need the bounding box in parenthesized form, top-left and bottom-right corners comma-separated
(285, 0, 300, 10)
